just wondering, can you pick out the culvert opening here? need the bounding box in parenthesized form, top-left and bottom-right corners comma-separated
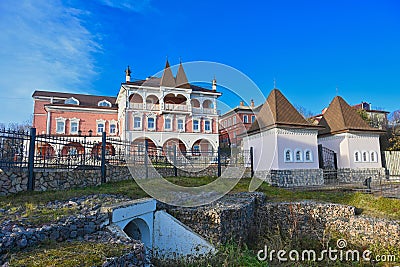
(123, 218, 151, 248)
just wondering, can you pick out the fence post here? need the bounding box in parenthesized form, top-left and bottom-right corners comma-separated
(101, 131, 106, 183)
(217, 147, 221, 177)
(27, 127, 36, 191)
(173, 145, 177, 177)
(250, 147, 254, 177)
(318, 144, 323, 168)
(144, 139, 148, 179)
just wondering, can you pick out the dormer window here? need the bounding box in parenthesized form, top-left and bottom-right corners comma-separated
(98, 100, 111, 107)
(65, 97, 79, 105)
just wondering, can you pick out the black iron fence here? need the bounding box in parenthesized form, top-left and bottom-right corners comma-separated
(0, 128, 254, 190)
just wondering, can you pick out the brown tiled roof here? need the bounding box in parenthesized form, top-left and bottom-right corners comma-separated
(160, 60, 176, 87)
(248, 89, 321, 134)
(175, 62, 191, 89)
(318, 96, 384, 135)
(32, 90, 117, 108)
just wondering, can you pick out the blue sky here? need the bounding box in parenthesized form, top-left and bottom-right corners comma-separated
(0, 0, 399, 124)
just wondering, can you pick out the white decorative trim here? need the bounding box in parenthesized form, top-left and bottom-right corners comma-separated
(109, 119, 118, 135)
(294, 148, 303, 162)
(133, 116, 142, 130)
(192, 118, 200, 132)
(176, 116, 186, 132)
(69, 118, 80, 135)
(204, 118, 212, 133)
(304, 149, 313, 162)
(164, 116, 173, 131)
(55, 117, 66, 134)
(284, 148, 293, 162)
(64, 97, 79, 105)
(96, 119, 106, 135)
(98, 99, 112, 107)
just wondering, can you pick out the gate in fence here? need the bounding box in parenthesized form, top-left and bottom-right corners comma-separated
(318, 144, 338, 184)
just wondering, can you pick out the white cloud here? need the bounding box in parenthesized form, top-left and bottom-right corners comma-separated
(0, 0, 101, 124)
(96, 0, 152, 12)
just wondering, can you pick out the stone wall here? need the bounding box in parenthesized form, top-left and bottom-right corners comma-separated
(254, 169, 324, 187)
(336, 168, 386, 184)
(157, 192, 265, 245)
(0, 166, 252, 196)
(160, 193, 400, 250)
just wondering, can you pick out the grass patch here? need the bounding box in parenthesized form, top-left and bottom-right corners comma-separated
(1, 177, 400, 225)
(7, 240, 132, 267)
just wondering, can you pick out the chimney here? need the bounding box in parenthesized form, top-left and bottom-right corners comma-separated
(240, 101, 244, 106)
(125, 66, 131, 82)
(250, 99, 255, 108)
(212, 76, 217, 91)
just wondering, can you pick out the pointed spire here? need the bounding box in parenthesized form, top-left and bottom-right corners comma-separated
(212, 76, 217, 91)
(125, 66, 131, 82)
(161, 59, 176, 87)
(175, 61, 190, 89)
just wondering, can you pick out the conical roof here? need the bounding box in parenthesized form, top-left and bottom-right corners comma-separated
(248, 89, 320, 134)
(175, 62, 190, 89)
(160, 60, 176, 87)
(318, 96, 383, 135)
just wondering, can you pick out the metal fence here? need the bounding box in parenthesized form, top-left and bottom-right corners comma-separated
(0, 128, 254, 190)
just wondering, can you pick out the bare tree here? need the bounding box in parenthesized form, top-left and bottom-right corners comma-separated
(295, 104, 315, 122)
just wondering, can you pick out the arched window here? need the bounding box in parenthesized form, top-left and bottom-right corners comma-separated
(304, 149, 313, 162)
(354, 151, 361, 163)
(370, 151, 377, 162)
(362, 151, 369, 162)
(65, 97, 79, 105)
(295, 149, 303, 162)
(284, 149, 292, 162)
(98, 100, 111, 107)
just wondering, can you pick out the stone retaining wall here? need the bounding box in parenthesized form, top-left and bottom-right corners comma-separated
(161, 193, 400, 249)
(254, 169, 324, 187)
(337, 168, 386, 183)
(0, 166, 252, 196)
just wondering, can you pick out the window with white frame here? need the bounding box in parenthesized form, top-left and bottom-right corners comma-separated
(69, 118, 80, 135)
(55, 118, 66, 134)
(251, 115, 255, 123)
(284, 149, 293, 162)
(177, 118, 185, 131)
(295, 149, 303, 162)
(228, 118, 232, 127)
(147, 117, 155, 130)
(193, 119, 200, 132)
(204, 120, 211, 132)
(370, 151, 377, 162)
(97, 120, 106, 134)
(164, 118, 172, 131)
(243, 115, 248, 123)
(304, 149, 313, 162)
(233, 116, 236, 125)
(64, 97, 79, 105)
(98, 99, 111, 107)
(362, 151, 369, 162)
(133, 116, 142, 130)
(110, 124, 116, 134)
(354, 151, 361, 162)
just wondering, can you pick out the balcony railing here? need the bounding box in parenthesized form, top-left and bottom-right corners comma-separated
(130, 102, 143, 110)
(192, 107, 216, 114)
(164, 103, 188, 112)
(146, 104, 160, 111)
